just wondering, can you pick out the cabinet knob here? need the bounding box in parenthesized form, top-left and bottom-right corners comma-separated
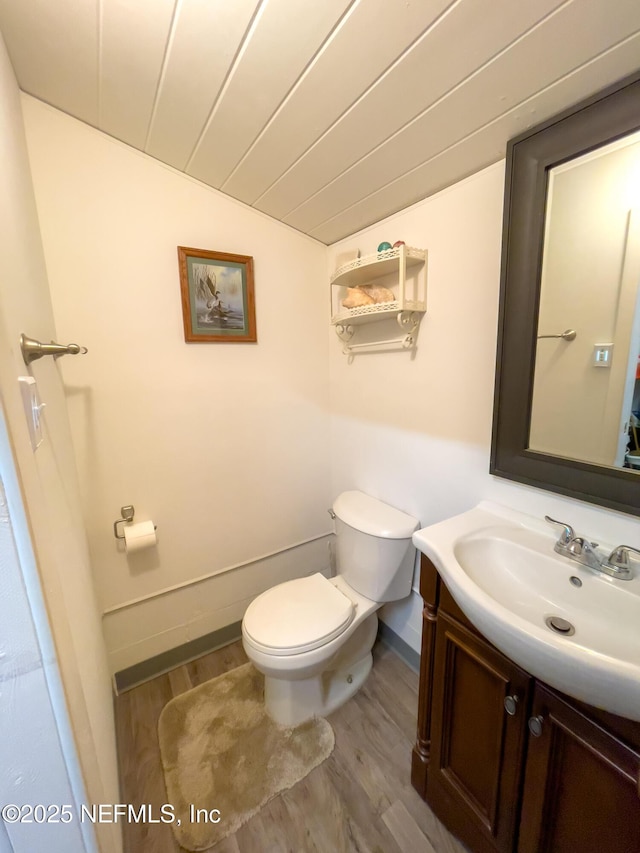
(504, 694, 519, 716)
(528, 715, 545, 737)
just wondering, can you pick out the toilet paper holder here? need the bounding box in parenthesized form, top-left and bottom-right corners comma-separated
(113, 505, 136, 539)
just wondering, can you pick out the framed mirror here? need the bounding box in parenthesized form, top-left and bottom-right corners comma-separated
(491, 70, 640, 517)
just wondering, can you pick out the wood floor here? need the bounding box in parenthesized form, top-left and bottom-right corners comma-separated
(115, 640, 468, 853)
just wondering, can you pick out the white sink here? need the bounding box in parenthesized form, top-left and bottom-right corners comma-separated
(412, 502, 640, 721)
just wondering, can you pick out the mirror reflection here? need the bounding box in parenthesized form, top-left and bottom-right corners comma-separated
(529, 129, 640, 471)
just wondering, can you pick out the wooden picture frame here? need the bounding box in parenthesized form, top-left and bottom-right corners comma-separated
(178, 246, 256, 343)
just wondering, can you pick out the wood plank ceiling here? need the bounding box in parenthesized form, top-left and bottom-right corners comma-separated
(0, 0, 639, 244)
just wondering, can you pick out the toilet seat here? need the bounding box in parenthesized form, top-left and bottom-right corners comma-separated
(243, 573, 355, 656)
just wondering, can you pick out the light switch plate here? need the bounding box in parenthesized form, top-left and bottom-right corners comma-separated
(18, 376, 44, 450)
(592, 343, 613, 368)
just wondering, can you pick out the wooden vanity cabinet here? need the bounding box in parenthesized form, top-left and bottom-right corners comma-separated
(427, 612, 532, 853)
(412, 554, 640, 853)
(518, 684, 640, 853)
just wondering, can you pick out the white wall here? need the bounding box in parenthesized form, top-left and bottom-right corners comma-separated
(329, 161, 640, 653)
(21, 90, 640, 674)
(0, 37, 119, 853)
(22, 97, 332, 671)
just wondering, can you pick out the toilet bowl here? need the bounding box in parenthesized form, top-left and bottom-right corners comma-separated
(242, 491, 419, 726)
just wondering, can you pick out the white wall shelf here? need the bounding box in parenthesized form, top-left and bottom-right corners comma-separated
(330, 245, 427, 354)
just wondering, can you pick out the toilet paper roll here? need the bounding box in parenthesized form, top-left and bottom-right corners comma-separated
(123, 520, 157, 553)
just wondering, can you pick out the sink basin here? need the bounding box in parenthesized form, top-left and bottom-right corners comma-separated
(412, 502, 640, 721)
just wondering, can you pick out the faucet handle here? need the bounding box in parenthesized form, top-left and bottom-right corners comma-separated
(544, 516, 575, 545)
(606, 545, 640, 568)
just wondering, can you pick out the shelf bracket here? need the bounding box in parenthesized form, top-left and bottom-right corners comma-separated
(334, 323, 355, 354)
(397, 311, 420, 344)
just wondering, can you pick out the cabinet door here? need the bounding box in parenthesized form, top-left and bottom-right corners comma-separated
(519, 684, 640, 853)
(428, 613, 532, 853)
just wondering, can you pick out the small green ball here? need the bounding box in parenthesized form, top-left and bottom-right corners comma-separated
(377, 241, 392, 251)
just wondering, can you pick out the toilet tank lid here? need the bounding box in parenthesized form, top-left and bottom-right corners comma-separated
(333, 491, 419, 539)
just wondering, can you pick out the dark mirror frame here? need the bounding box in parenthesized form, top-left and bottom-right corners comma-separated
(491, 70, 640, 517)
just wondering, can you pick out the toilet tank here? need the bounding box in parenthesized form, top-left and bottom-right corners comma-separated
(332, 491, 419, 603)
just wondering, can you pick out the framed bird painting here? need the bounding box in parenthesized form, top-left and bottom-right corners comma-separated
(177, 246, 257, 343)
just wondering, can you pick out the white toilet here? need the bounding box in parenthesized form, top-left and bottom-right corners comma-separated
(242, 490, 419, 726)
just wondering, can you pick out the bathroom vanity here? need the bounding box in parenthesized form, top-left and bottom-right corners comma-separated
(411, 552, 640, 853)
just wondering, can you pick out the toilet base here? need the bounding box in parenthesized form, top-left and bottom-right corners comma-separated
(261, 612, 379, 726)
(264, 652, 373, 727)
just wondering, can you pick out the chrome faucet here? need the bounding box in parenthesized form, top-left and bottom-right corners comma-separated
(545, 516, 636, 580)
(562, 536, 602, 572)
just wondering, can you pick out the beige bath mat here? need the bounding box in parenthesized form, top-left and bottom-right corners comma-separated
(158, 663, 334, 851)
